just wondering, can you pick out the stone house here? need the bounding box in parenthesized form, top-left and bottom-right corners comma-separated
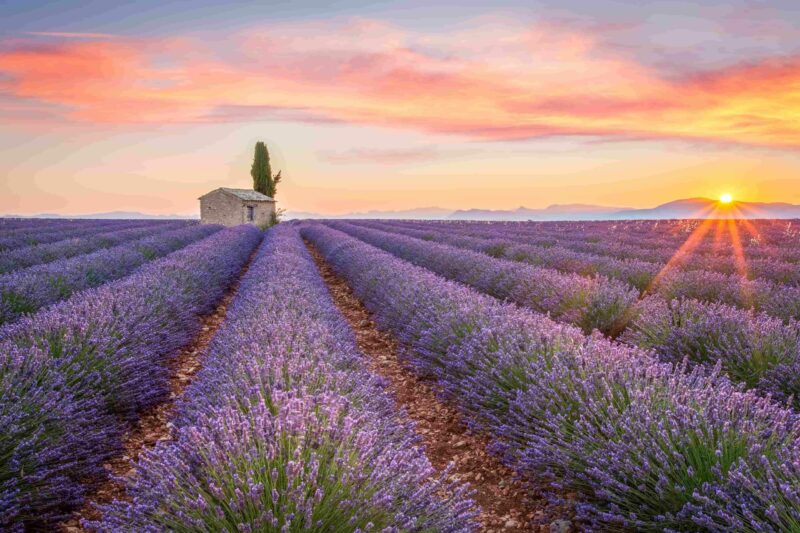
(199, 188, 276, 227)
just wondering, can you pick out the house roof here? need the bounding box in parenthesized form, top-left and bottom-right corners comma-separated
(200, 188, 275, 202)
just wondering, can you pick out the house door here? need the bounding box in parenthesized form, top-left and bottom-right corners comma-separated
(246, 205, 255, 222)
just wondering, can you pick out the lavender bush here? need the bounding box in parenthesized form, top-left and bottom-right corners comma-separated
(338, 221, 800, 408)
(0, 219, 128, 237)
(502, 340, 800, 531)
(364, 220, 800, 318)
(0, 220, 189, 273)
(327, 221, 638, 335)
(0, 218, 63, 231)
(622, 296, 800, 405)
(356, 220, 661, 291)
(303, 222, 800, 532)
(0, 344, 116, 528)
(0, 219, 151, 251)
(95, 224, 475, 531)
(0, 223, 221, 325)
(0, 225, 262, 529)
(391, 219, 800, 286)
(411, 219, 800, 264)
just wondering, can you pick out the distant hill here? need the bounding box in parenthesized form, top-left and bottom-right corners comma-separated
(612, 198, 800, 220)
(284, 207, 453, 220)
(287, 198, 800, 220)
(447, 204, 629, 221)
(448, 198, 800, 221)
(285, 204, 630, 220)
(7, 198, 800, 221)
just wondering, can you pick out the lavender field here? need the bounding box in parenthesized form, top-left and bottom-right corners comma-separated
(4, 217, 800, 531)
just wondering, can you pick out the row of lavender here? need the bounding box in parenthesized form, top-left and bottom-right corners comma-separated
(0, 218, 155, 233)
(419, 219, 800, 263)
(0, 218, 88, 231)
(0, 219, 171, 251)
(0, 223, 221, 326)
(0, 220, 191, 274)
(464, 219, 800, 275)
(0, 218, 141, 237)
(380, 219, 800, 288)
(303, 222, 800, 531)
(94, 224, 475, 531)
(328, 221, 800, 409)
(500, 218, 800, 277)
(0, 225, 262, 529)
(357, 219, 800, 323)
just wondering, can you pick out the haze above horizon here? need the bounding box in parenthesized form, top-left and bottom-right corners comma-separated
(2, 0, 800, 216)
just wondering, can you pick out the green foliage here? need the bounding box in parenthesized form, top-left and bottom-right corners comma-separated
(48, 275, 72, 299)
(137, 246, 158, 260)
(271, 208, 285, 226)
(251, 141, 271, 196)
(251, 142, 282, 198)
(1, 291, 35, 322)
(257, 208, 285, 230)
(484, 243, 507, 258)
(267, 169, 282, 198)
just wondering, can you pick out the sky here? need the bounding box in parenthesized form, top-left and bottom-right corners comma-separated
(2, 0, 800, 216)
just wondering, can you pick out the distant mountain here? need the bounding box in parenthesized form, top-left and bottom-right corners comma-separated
(613, 198, 800, 220)
(286, 204, 631, 221)
(611, 198, 714, 219)
(279, 198, 800, 221)
(543, 203, 626, 213)
(447, 204, 628, 221)
(7, 198, 800, 222)
(448, 198, 800, 221)
(3, 211, 197, 220)
(284, 207, 453, 220)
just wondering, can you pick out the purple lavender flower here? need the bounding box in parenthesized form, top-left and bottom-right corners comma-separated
(339, 221, 800, 411)
(302, 222, 800, 532)
(0, 223, 222, 325)
(0, 219, 153, 252)
(93, 224, 476, 532)
(326, 221, 638, 335)
(0, 225, 262, 529)
(0, 220, 190, 274)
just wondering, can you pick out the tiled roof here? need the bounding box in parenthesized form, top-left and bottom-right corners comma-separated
(212, 188, 275, 201)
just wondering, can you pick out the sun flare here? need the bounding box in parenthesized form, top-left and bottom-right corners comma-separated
(720, 193, 733, 204)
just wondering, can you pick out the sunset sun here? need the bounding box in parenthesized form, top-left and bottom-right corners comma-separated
(720, 193, 733, 204)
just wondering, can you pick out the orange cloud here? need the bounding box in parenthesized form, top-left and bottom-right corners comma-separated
(1, 18, 799, 149)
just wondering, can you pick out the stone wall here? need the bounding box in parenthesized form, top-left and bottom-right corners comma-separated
(200, 190, 276, 227)
(248, 201, 275, 227)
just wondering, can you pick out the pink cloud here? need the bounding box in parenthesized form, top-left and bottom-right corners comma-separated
(1, 18, 800, 149)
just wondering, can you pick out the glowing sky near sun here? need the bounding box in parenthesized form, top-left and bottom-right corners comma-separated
(2, 0, 800, 216)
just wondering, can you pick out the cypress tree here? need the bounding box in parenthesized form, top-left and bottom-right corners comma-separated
(250, 142, 271, 196)
(266, 170, 282, 198)
(250, 141, 281, 198)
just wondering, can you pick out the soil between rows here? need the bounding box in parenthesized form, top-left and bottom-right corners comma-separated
(306, 241, 573, 533)
(59, 245, 261, 532)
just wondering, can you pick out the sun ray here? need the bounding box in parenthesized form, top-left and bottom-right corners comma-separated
(643, 203, 720, 296)
(726, 214, 754, 308)
(738, 216, 763, 242)
(712, 218, 727, 255)
(610, 203, 721, 338)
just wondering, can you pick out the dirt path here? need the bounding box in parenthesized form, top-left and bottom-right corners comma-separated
(60, 246, 261, 532)
(306, 243, 573, 533)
